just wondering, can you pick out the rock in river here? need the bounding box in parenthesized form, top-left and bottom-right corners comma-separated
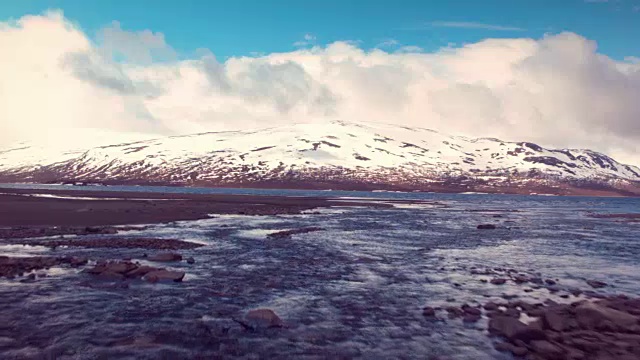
(245, 309, 284, 328)
(143, 270, 185, 283)
(148, 252, 183, 262)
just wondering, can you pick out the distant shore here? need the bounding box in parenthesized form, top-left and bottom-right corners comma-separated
(0, 186, 400, 228)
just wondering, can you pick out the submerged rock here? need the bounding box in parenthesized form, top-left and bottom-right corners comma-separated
(586, 280, 608, 289)
(245, 309, 283, 328)
(422, 307, 436, 317)
(266, 227, 324, 239)
(148, 252, 183, 262)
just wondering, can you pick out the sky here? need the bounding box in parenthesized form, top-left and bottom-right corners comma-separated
(1, 0, 639, 164)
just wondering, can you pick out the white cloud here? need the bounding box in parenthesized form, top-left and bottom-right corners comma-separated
(293, 33, 316, 47)
(428, 21, 525, 32)
(376, 38, 399, 48)
(1, 11, 640, 165)
(98, 21, 177, 64)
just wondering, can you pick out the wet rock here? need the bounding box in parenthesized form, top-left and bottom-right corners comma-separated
(105, 262, 137, 274)
(477, 224, 497, 230)
(186, 257, 195, 264)
(513, 275, 528, 284)
(0, 255, 83, 279)
(542, 309, 570, 332)
(495, 342, 528, 357)
(148, 252, 183, 262)
(245, 309, 283, 328)
(68, 257, 88, 267)
(266, 227, 324, 239)
(488, 316, 546, 342)
(574, 302, 638, 332)
(125, 265, 158, 278)
(462, 304, 482, 316)
(491, 278, 507, 285)
(545, 279, 557, 286)
(530, 277, 544, 285)
(19, 273, 37, 283)
(462, 313, 481, 323)
(422, 307, 436, 317)
(85, 261, 137, 276)
(96, 271, 125, 281)
(446, 306, 465, 318)
(529, 340, 565, 358)
(547, 285, 561, 293)
(504, 308, 521, 318)
(143, 270, 185, 283)
(484, 302, 499, 311)
(586, 280, 608, 289)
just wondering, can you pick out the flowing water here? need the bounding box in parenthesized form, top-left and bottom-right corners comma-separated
(1, 185, 639, 359)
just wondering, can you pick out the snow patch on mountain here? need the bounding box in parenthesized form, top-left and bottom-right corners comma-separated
(1, 121, 639, 191)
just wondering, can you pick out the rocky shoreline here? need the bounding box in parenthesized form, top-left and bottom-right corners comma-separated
(422, 264, 640, 359)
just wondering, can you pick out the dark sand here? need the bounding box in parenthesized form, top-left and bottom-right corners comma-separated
(0, 187, 394, 228)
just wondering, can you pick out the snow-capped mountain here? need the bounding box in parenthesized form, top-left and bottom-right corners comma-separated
(1, 121, 639, 196)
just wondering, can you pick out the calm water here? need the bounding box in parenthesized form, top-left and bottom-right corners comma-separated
(0, 184, 639, 359)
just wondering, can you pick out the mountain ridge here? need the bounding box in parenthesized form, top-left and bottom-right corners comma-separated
(1, 121, 639, 196)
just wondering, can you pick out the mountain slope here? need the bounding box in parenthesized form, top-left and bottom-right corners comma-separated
(1, 121, 639, 196)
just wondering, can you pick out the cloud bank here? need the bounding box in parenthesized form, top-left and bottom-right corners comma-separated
(1, 11, 639, 164)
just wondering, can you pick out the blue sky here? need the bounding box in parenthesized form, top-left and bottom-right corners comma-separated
(1, 0, 639, 60)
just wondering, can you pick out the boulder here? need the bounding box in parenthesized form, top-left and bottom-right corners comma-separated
(488, 316, 546, 342)
(513, 275, 528, 284)
(574, 302, 638, 332)
(143, 270, 185, 283)
(245, 309, 283, 328)
(462, 304, 482, 316)
(542, 309, 571, 332)
(104, 262, 137, 274)
(484, 302, 499, 311)
(491, 278, 507, 285)
(446, 306, 464, 318)
(529, 340, 565, 359)
(495, 342, 528, 357)
(125, 265, 158, 278)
